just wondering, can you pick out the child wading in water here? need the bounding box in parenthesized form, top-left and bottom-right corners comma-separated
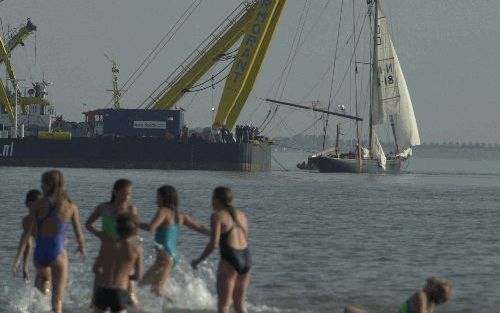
(139, 185, 209, 300)
(86, 179, 139, 305)
(93, 213, 143, 313)
(13, 170, 87, 313)
(13, 189, 53, 293)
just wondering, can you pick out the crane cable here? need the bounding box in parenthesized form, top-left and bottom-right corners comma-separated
(105, 0, 202, 108)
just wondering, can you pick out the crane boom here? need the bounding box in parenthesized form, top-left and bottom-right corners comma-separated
(148, 1, 257, 110)
(0, 19, 37, 118)
(149, 0, 287, 131)
(222, 0, 287, 130)
(5, 19, 37, 57)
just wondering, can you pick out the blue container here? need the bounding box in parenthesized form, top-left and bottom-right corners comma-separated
(102, 109, 183, 137)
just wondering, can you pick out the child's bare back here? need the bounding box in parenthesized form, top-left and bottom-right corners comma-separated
(93, 214, 143, 313)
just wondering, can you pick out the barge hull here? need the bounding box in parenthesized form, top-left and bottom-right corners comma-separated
(0, 137, 271, 171)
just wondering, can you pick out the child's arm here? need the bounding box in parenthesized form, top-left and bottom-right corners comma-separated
(130, 246, 144, 281)
(191, 213, 221, 269)
(71, 204, 87, 259)
(22, 237, 32, 281)
(138, 209, 165, 232)
(182, 213, 210, 236)
(13, 213, 35, 277)
(85, 205, 104, 239)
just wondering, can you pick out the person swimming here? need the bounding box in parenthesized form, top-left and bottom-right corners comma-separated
(13, 189, 53, 293)
(399, 277, 453, 313)
(191, 186, 252, 313)
(139, 185, 209, 300)
(93, 213, 143, 313)
(13, 170, 86, 313)
(86, 179, 139, 306)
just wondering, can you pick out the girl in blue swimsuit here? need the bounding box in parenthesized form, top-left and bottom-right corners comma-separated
(139, 185, 209, 300)
(13, 170, 86, 313)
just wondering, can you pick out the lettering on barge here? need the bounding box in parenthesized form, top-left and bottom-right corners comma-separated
(133, 121, 167, 129)
(0, 142, 14, 157)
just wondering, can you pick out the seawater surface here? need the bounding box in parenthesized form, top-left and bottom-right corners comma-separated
(0, 146, 498, 312)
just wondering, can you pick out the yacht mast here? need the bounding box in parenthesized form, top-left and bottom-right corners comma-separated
(369, 0, 378, 156)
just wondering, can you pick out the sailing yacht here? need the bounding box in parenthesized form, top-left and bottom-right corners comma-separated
(309, 0, 420, 173)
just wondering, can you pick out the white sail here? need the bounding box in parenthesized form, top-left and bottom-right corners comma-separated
(370, 131, 386, 170)
(371, 3, 399, 124)
(371, 2, 420, 151)
(391, 41, 421, 149)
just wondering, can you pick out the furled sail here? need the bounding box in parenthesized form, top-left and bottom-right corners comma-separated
(370, 131, 386, 170)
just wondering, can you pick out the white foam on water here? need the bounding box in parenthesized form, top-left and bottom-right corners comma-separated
(2, 284, 51, 313)
(3, 253, 285, 313)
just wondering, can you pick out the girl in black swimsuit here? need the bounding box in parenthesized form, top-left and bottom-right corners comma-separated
(191, 187, 251, 313)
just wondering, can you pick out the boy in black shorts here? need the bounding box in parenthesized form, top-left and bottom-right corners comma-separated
(93, 214, 143, 313)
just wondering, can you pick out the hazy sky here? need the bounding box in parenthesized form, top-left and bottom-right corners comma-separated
(1, 0, 499, 143)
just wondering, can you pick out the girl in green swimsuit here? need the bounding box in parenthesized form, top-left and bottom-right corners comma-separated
(139, 185, 209, 300)
(85, 179, 139, 305)
(399, 277, 453, 313)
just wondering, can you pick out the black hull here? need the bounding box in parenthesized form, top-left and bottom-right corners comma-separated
(0, 137, 271, 171)
(310, 156, 401, 174)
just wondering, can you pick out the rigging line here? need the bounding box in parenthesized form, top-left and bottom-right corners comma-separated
(184, 74, 228, 93)
(186, 60, 233, 90)
(277, 0, 312, 100)
(260, 1, 313, 131)
(124, 0, 200, 90)
(246, 0, 333, 125)
(330, 10, 370, 110)
(322, 0, 344, 150)
(274, 0, 310, 99)
(127, 1, 202, 105)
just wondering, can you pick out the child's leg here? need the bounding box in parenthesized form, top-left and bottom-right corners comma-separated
(34, 265, 51, 294)
(153, 252, 174, 300)
(49, 251, 68, 313)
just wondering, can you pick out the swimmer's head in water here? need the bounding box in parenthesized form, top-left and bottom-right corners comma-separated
(110, 179, 132, 204)
(116, 213, 138, 239)
(425, 277, 453, 304)
(25, 189, 42, 206)
(41, 170, 68, 200)
(157, 185, 178, 209)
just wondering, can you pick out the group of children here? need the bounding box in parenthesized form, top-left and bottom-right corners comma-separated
(10, 169, 453, 313)
(12, 170, 252, 313)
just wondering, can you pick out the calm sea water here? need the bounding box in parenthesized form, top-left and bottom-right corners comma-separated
(0, 146, 498, 312)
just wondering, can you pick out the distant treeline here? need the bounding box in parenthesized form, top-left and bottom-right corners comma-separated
(272, 134, 500, 152)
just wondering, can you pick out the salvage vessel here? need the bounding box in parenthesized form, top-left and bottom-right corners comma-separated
(0, 1, 287, 171)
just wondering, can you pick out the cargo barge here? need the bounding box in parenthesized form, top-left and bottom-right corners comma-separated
(0, 136, 271, 171)
(0, 107, 271, 171)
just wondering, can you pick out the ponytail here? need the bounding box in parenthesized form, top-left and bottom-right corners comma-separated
(213, 186, 237, 220)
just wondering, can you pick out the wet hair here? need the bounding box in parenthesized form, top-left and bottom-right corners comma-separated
(25, 189, 42, 206)
(42, 170, 70, 202)
(110, 179, 132, 204)
(425, 277, 453, 304)
(213, 186, 237, 220)
(157, 185, 179, 209)
(116, 213, 137, 239)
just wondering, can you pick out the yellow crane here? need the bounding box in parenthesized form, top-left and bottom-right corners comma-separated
(0, 19, 49, 125)
(145, 0, 287, 130)
(104, 53, 121, 109)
